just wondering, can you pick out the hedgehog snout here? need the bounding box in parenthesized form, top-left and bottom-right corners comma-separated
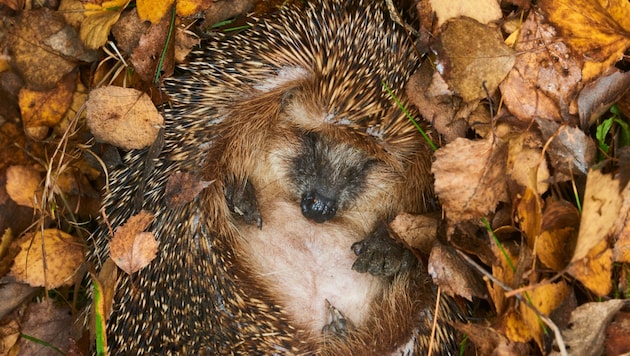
(301, 191, 337, 223)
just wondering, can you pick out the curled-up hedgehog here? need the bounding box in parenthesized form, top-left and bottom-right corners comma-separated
(88, 0, 460, 354)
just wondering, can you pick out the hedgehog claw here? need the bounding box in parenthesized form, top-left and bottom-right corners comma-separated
(225, 178, 263, 229)
(351, 224, 417, 278)
(322, 299, 355, 337)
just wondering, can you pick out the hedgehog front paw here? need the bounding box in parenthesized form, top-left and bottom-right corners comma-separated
(322, 299, 355, 338)
(351, 224, 417, 277)
(225, 178, 262, 229)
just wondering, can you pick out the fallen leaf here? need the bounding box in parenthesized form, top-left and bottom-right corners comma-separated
(605, 311, 630, 356)
(164, 172, 212, 208)
(506, 131, 549, 194)
(499, 10, 582, 123)
(518, 281, 571, 350)
(81, 0, 130, 49)
(5, 165, 42, 208)
(540, 0, 630, 83)
(137, 0, 174, 24)
(432, 137, 508, 221)
(109, 211, 158, 275)
(578, 70, 630, 128)
(455, 322, 530, 355)
(537, 200, 579, 271)
(130, 10, 175, 82)
(516, 188, 542, 250)
(85, 86, 164, 150)
(10, 229, 84, 289)
(549, 299, 628, 356)
(537, 119, 596, 180)
(429, 0, 502, 26)
(428, 243, 486, 300)
(8, 9, 78, 90)
(17, 301, 81, 355)
(434, 17, 515, 102)
(18, 72, 76, 132)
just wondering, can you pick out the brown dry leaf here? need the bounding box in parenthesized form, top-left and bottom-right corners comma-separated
(537, 119, 596, 180)
(428, 243, 486, 300)
(432, 137, 508, 221)
(0, 317, 20, 354)
(434, 17, 515, 102)
(578, 70, 630, 128)
(606, 311, 630, 356)
(164, 172, 212, 209)
(499, 10, 582, 123)
(506, 131, 549, 194)
(85, 86, 164, 150)
(390, 212, 438, 255)
(549, 299, 628, 356)
(18, 72, 76, 132)
(540, 0, 630, 83)
(429, 0, 501, 26)
(130, 10, 175, 82)
(17, 301, 81, 355)
(81, 0, 131, 49)
(109, 211, 158, 275)
(8, 9, 79, 90)
(10, 229, 84, 289)
(537, 200, 579, 271)
(5, 165, 41, 208)
(515, 187, 542, 249)
(406, 62, 470, 142)
(137, 0, 174, 24)
(518, 281, 571, 350)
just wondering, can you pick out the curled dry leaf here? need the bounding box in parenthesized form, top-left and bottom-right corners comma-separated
(406, 62, 469, 142)
(537, 200, 579, 271)
(86, 86, 164, 150)
(10, 229, 84, 289)
(432, 137, 508, 221)
(5, 165, 42, 208)
(164, 172, 213, 208)
(428, 0, 501, 27)
(568, 169, 620, 296)
(499, 10, 582, 123)
(578, 70, 630, 128)
(540, 0, 630, 83)
(549, 299, 628, 356)
(515, 187, 542, 248)
(428, 244, 486, 300)
(109, 211, 158, 275)
(537, 119, 596, 180)
(434, 17, 515, 103)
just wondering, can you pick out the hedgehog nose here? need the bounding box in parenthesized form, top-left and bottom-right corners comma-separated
(301, 191, 337, 223)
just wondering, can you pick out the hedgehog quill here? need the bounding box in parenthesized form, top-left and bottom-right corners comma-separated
(88, 0, 460, 354)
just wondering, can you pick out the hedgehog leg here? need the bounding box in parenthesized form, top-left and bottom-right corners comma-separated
(225, 178, 263, 229)
(351, 224, 417, 278)
(321, 299, 356, 338)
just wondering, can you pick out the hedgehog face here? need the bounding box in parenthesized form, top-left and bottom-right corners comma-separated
(288, 131, 376, 223)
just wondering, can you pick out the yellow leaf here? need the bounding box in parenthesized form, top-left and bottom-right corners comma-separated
(137, 0, 175, 24)
(540, 0, 630, 82)
(18, 74, 75, 129)
(81, 0, 130, 49)
(519, 282, 570, 350)
(176, 0, 203, 17)
(568, 239, 612, 296)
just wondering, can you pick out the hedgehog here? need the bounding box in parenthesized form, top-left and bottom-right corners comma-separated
(88, 0, 460, 354)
